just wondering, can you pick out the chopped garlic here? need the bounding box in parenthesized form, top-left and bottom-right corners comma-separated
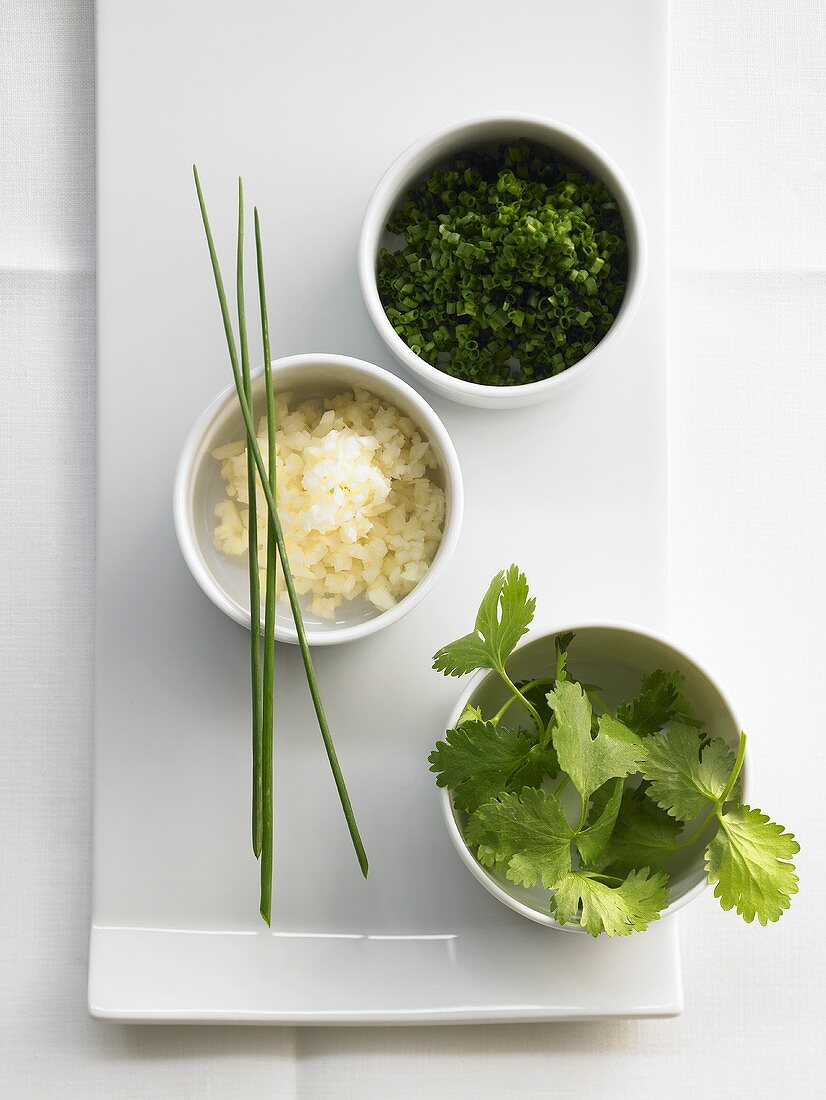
(213, 387, 446, 619)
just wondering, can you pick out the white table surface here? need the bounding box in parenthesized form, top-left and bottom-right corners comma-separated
(0, 0, 823, 1095)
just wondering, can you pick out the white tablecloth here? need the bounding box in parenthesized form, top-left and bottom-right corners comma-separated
(1, 1, 822, 1095)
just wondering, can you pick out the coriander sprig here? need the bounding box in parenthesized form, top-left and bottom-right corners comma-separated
(433, 566, 542, 729)
(194, 167, 369, 924)
(430, 567, 799, 935)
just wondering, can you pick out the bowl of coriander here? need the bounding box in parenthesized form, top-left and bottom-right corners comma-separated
(359, 114, 646, 409)
(428, 567, 800, 936)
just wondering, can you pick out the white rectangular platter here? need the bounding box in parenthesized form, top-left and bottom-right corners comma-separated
(90, 0, 673, 1023)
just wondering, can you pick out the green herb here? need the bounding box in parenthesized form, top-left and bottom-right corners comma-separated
(642, 722, 741, 822)
(194, 168, 369, 923)
(430, 720, 554, 816)
(589, 785, 681, 877)
(706, 805, 800, 924)
(236, 179, 263, 859)
(574, 778, 624, 865)
(466, 787, 573, 889)
(552, 868, 669, 937)
(433, 565, 541, 730)
(545, 680, 646, 805)
(616, 669, 700, 736)
(253, 206, 276, 926)
(430, 567, 799, 934)
(377, 140, 627, 386)
(433, 565, 536, 678)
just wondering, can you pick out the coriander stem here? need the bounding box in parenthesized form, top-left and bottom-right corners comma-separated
(584, 872, 623, 885)
(668, 806, 717, 851)
(539, 719, 554, 751)
(254, 207, 278, 926)
(575, 793, 589, 833)
(498, 666, 544, 734)
(237, 178, 263, 861)
(194, 167, 368, 882)
(718, 731, 747, 806)
(552, 774, 570, 798)
(492, 677, 551, 725)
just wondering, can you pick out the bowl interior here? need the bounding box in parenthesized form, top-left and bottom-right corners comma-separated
(365, 116, 642, 391)
(448, 626, 741, 922)
(184, 358, 456, 640)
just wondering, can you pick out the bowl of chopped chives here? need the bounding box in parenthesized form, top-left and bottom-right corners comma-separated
(359, 114, 646, 409)
(174, 353, 464, 646)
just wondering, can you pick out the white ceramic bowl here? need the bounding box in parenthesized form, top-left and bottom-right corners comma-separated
(174, 353, 463, 646)
(359, 113, 647, 410)
(439, 623, 743, 932)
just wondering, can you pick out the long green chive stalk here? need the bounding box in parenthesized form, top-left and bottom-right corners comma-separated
(193, 168, 369, 917)
(254, 206, 277, 925)
(236, 179, 263, 860)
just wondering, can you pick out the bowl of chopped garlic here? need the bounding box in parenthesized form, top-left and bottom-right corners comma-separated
(174, 353, 463, 645)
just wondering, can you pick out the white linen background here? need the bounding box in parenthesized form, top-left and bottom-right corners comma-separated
(0, 0, 823, 1095)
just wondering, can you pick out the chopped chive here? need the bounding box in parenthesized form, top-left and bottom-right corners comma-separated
(237, 178, 263, 860)
(255, 207, 277, 926)
(377, 140, 627, 386)
(193, 167, 369, 917)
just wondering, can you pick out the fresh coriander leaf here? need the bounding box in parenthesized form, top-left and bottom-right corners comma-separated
(466, 788, 573, 890)
(617, 669, 700, 736)
(698, 737, 743, 800)
(510, 742, 560, 790)
(432, 566, 535, 677)
(579, 684, 607, 735)
(579, 682, 605, 702)
(431, 632, 490, 678)
(475, 565, 536, 670)
(705, 804, 799, 925)
(552, 634, 606, 717)
(592, 786, 681, 876)
(554, 631, 576, 682)
(642, 723, 738, 821)
(429, 721, 537, 815)
(575, 778, 624, 865)
(456, 702, 484, 727)
(551, 868, 670, 937)
(476, 842, 504, 870)
(547, 680, 647, 800)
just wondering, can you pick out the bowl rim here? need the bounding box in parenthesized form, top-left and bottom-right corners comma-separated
(358, 111, 647, 406)
(173, 351, 464, 646)
(437, 619, 744, 933)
